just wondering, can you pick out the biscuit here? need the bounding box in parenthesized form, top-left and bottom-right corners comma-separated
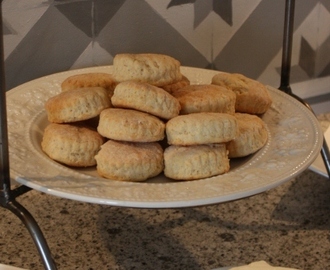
(166, 112, 238, 145)
(172, 84, 236, 115)
(212, 72, 272, 114)
(161, 75, 190, 94)
(61, 72, 117, 96)
(111, 81, 181, 120)
(164, 144, 229, 180)
(95, 140, 164, 181)
(227, 113, 268, 158)
(45, 87, 111, 123)
(112, 53, 182, 86)
(41, 123, 105, 167)
(97, 108, 165, 142)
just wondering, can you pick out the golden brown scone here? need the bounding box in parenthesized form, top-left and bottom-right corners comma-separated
(111, 81, 181, 120)
(45, 87, 111, 123)
(166, 112, 238, 145)
(172, 84, 236, 115)
(227, 113, 268, 158)
(211, 72, 272, 114)
(41, 123, 105, 167)
(164, 144, 229, 180)
(95, 140, 164, 181)
(161, 75, 190, 94)
(112, 53, 182, 86)
(97, 108, 165, 142)
(61, 72, 117, 96)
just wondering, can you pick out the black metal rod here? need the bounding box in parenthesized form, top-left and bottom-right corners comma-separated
(0, 0, 10, 194)
(278, 0, 330, 179)
(5, 200, 58, 270)
(279, 0, 295, 94)
(321, 139, 330, 178)
(0, 2, 57, 269)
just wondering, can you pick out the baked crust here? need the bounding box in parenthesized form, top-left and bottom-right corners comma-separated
(172, 84, 236, 115)
(95, 140, 164, 181)
(97, 108, 165, 142)
(45, 87, 111, 123)
(227, 113, 268, 158)
(112, 53, 182, 86)
(111, 81, 181, 120)
(41, 123, 104, 167)
(161, 75, 190, 94)
(164, 144, 229, 180)
(61, 72, 117, 96)
(166, 112, 238, 145)
(212, 72, 272, 114)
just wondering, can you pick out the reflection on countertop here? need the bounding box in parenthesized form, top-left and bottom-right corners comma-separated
(0, 114, 330, 270)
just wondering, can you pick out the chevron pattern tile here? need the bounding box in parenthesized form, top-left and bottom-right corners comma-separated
(2, 0, 330, 92)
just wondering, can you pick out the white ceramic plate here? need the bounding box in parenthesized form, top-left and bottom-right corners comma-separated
(309, 126, 330, 178)
(7, 66, 323, 208)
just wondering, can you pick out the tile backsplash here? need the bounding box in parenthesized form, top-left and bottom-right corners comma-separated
(2, 0, 330, 100)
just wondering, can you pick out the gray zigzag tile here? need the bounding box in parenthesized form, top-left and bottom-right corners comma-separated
(213, 0, 233, 26)
(167, 0, 233, 27)
(167, 0, 195, 8)
(213, 1, 285, 79)
(299, 35, 330, 78)
(213, 0, 319, 81)
(321, 0, 330, 12)
(96, 0, 209, 68)
(5, 5, 91, 90)
(2, 20, 15, 35)
(299, 37, 316, 77)
(54, 0, 125, 37)
(316, 35, 330, 77)
(295, 0, 330, 80)
(54, 0, 94, 37)
(320, 62, 330, 77)
(192, 0, 215, 29)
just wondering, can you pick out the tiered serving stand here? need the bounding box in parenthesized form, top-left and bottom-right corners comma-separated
(0, 0, 329, 269)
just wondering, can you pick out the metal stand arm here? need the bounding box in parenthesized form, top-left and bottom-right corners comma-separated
(279, 0, 330, 179)
(0, 196, 57, 270)
(0, 1, 57, 269)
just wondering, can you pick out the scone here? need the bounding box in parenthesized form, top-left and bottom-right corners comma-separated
(97, 108, 165, 142)
(112, 53, 182, 86)
(111, 81, 181, 120)
(161, 75, 190, 94)
(227, 113, 268, 158)
(41, 123, 105, 167)
(61, 72, 117, 96)
(172, 84, 236, 115)
(164, 144, 229, 180)
(212, 72, 272, 114)
(45, 87, 111, 123)
(95, 140, 164, 181)
(166, 112, 238, 145)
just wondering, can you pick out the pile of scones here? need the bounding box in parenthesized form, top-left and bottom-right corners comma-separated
(42, 53, 272, 182)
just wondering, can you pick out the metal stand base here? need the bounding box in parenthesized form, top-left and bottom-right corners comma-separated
(1, 186, 57, 270)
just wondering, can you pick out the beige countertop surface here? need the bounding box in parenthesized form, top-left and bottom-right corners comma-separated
(1, 113, 330, 270)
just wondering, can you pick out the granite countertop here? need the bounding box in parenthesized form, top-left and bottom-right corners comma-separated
(1, 114, 330, 270)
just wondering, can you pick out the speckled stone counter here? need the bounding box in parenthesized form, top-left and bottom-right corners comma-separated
(1, 114, 330, 270)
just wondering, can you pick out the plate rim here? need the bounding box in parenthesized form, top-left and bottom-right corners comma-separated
(7, 65, 324, 208)
(309, 126, 330, 178)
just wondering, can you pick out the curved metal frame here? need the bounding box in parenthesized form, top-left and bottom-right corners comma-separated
(0, 1, 57, 269)
(0, 0, 329, 269)
(279, 0, 330, 178)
